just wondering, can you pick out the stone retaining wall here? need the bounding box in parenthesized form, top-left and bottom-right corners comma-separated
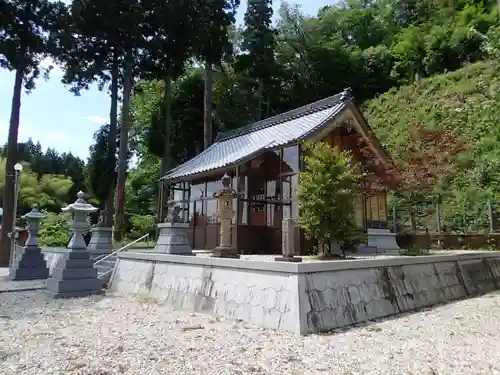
(109, 252, 500, 334)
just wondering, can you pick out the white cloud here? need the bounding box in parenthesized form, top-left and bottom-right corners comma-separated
(86, 115, 107, 124)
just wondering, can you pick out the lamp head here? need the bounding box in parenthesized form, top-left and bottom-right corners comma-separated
(13, 163, 23, 172)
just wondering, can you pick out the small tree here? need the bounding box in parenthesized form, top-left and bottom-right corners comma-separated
(393, 124, 466, 231)
(297, 142, 362, 257)
(359, 123, 467, 233)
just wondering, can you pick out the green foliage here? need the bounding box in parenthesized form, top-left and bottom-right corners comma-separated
(297, 142, 361, 257)
(193, 0, 239, 64)
(399, 247, 431, 256)
(86, 124, 116, 207)
(0, 158, 73, 215)
(125, 155, 160, 215)
(0, 138, 86, 198)
(0, 0, 68, 264)
(0, 0, 66, 87)
(130, 0, 500, 172)
(129, 214, 157, 239)
(241, 0, 276, 81)
(364, 61, 500, 232)
(5, 0, 500, 244)
(38, 212, 72, 247)
(143, 69, 206, 165)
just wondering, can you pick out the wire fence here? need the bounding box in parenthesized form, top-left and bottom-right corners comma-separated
(390, 198, 497, 234)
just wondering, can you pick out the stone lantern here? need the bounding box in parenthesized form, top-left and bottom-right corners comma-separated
(212, 173, 239, 259)
(10, 204, 50, 280)
(46, 191, 103, 298)
(87, 210, 113, 257)
(153, 200, 193, 255)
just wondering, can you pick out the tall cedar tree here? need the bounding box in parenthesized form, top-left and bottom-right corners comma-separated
(141, 0, 199, 175)
(145, 69, 206, 167)
(86, 124, 117, 209)
(241, 0, 276, 121)
(194, 0, 240, 149)
(0, 0, 66, 266)
(114, 3, 143, 242)
(114, 49, 135, 241)
(58, 0, 143, 226)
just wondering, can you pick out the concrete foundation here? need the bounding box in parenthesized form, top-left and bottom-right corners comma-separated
(109, 251, 500, 334)
(154, 223, 193, 255)
(367, 228, 400, 250)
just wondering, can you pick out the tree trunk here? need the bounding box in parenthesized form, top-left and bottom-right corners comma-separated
(0, 68, 23, 267)
(114, 50, 133, 242)
(203, 60, 213, 150)
(160, 75, 173, 175)
(105, 56, 119, 227)
(409, 203, 417, 234)
(256, 78, 264, 121)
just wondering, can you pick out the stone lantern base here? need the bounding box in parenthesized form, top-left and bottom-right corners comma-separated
(10, 246, 49, 281)
(212, 246, 240, 259)
(154, 223, 193, 255)
(87, 227, 114, 256)
(46, 250, 103, 298)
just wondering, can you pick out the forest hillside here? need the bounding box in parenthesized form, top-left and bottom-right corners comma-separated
(365, 61, 500, 232)
(3, 0, 500, 248)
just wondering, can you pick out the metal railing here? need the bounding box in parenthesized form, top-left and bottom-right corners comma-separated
(94, 233, 150, 266)
(98, 268, 114, 280)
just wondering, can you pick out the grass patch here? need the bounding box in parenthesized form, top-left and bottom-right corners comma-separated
(399, 247, 431, 256)
(135, 295, 160, 304)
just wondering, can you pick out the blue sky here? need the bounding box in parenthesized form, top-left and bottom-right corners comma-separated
(0, 0, 334, 161)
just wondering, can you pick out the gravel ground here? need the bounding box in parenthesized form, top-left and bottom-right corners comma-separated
(1, 290, 500, 375)
(0, 268, 46, 292)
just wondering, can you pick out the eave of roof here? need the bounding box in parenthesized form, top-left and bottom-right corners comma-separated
(161, 89, 354, 182)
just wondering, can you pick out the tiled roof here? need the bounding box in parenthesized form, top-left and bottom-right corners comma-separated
(162, 88, 353, 181)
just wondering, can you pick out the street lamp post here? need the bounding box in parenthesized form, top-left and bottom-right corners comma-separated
(9, 163, 23, 268)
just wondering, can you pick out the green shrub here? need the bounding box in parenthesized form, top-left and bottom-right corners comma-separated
(38, 212, 72, 247)
(129, 214, 157, 239)
(297, 142, 361, 258)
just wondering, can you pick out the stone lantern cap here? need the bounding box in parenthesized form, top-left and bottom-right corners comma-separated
(62, 191, 99, 214)
(22, 204, 46, 220)
(214, 173, 238, 198)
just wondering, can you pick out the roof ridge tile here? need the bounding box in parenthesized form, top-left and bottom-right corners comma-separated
(215, 89, 351, 142)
